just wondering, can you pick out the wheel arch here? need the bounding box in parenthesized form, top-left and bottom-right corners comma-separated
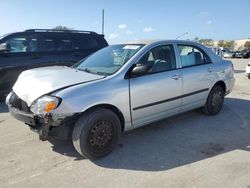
(83, 104, 125, 132)
(213, 80, 226, 93)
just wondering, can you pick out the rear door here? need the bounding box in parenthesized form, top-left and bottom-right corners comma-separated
(129, 44, 182, 127)
(177, 44, 215, 111)
(38, 33, 76, 67)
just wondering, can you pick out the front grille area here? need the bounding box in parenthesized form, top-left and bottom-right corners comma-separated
(9, 93, 30, 113)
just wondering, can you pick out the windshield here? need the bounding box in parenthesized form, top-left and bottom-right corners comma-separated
(76, 44, 144, 75)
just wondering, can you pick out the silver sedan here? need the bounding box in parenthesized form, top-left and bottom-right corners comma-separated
(6, 40, 235, 159)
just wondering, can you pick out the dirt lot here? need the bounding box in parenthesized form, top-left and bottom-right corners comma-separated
(0, 58, 250, 188)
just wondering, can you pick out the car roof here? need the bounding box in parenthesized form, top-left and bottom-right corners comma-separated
(122, 39, 203, 47)
(24, 29, 98, 35)
(0, 29, 104, 40)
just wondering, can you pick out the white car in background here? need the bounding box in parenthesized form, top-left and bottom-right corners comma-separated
(246, 62, 250, 79)
(222, 48, 234, 58)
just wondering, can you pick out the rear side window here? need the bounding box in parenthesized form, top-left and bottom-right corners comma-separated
(72, 34, 107, 50)
(40, 34, 74, 52)
(178, 45, 210, 68)
(3, 34, 38, 53)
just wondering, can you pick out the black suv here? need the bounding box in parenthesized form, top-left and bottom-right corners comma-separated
(242, 49, 250, 58)
(0, 29, 108, 97)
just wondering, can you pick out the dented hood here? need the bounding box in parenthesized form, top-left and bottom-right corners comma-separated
(13, 66, 104, 106)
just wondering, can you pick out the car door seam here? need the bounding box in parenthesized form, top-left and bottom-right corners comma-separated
(133, 88, 209, 111)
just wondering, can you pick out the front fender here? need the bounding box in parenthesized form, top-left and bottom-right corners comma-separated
(51, 77, 133, 131)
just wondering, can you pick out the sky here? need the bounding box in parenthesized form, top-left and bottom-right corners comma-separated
(0, 0, 249, 44)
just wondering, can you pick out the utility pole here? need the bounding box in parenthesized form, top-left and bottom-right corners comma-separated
(176, 32, 188, 40)
(102, 9, 104, 35)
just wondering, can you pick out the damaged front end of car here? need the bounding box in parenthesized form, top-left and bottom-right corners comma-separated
(6, 92, 78, 141)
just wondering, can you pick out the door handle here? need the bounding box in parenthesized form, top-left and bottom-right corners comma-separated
(171, 74, 181, 80)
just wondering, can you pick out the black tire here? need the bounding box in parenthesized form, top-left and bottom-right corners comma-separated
(248, 74, 250, 79)
(72, 108, 121, 160)
(203, 85, 225, 115)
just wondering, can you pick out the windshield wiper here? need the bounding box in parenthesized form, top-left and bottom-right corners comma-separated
(77, 68, 110, 76)
(77, 68, 97, 75)
(96, 71, 111, 76)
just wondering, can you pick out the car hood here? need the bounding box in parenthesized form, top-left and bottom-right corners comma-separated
(13, 66, 104, 106)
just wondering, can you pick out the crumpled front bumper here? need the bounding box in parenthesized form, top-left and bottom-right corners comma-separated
(9, 106, 37, 126)
(6, 92, 77, 140)
(8, 105, 51, 140)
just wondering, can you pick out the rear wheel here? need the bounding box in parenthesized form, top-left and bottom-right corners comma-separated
(72, 108, 121, 160)
(203, 85, 225, 115)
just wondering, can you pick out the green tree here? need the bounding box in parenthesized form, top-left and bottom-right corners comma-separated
(194, 37, 199, 42)
(244, 41, 250, 49)
(217, 40, 225, 47)
(198, 39, 214, 46)
(52, 25, 72, 30)
(226, 41, 235, 49)
(217, 40, 235, 50)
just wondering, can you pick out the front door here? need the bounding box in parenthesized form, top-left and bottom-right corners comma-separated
(129, 44, 182, 128)
(0, 33, 40, 94)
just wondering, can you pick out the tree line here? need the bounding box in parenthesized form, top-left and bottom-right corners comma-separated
(194, 37, 250, 50)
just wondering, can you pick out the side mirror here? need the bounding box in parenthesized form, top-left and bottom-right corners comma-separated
(0, 43, 9, 53)
(130, 64, 151, 77)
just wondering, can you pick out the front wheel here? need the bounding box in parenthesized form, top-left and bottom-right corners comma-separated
(203, 85, 225, 115)
(72, 108, 121, 160)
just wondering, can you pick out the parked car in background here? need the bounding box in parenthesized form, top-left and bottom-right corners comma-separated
(0, 29, 108, 97)
(246, 62, 250, 79)
(222, 48, 234, 58)
(6, 40, 235, 160)
(242, 49, 250, 58)
(208, 46, 223, 58)
(233, 51, 244, 58)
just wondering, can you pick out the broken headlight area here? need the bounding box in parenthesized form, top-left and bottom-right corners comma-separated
(30, 96, 61, 114)
(6, 92, 77, 141)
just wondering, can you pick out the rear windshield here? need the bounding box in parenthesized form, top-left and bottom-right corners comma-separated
(72, 34, 108, 50)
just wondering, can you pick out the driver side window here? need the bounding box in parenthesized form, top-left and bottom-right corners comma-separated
(137, 45, 176, 74)
(3, 34, 38, 53)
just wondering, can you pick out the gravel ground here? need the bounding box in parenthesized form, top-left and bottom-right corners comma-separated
(0, 58, 250, 188)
